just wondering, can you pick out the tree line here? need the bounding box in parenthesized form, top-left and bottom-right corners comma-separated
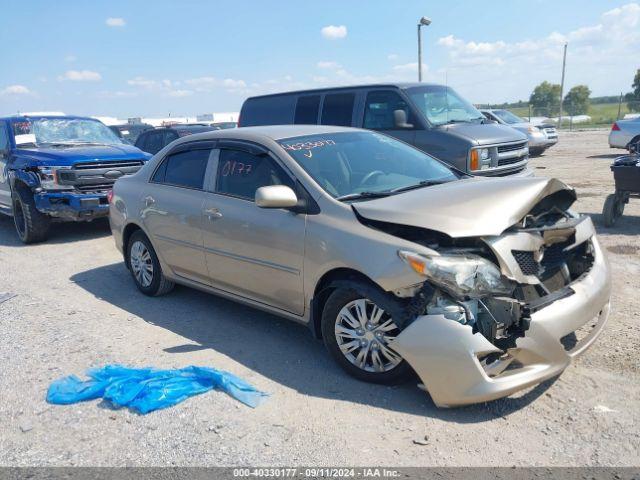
(527, 69, 640, 116)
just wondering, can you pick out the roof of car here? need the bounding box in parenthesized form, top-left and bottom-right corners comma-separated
(244, 82, 442, 100)
(174, 125, 361, 144)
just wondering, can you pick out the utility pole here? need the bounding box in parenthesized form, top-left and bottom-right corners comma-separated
(417, 17, 431, 82)
(558, 42, 568, 128)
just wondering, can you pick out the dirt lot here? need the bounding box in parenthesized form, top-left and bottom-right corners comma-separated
(0, 129, 638, 467)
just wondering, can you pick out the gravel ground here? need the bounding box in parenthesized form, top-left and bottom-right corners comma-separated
(0, 129, 638, 467)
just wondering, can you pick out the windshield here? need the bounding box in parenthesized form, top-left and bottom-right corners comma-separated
(11, 118, 123, 146)
(492, 109, 525, 124)
(407, 85, 484, 126)
(278, 131, 458, 200)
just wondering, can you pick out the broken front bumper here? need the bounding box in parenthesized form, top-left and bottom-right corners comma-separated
(35, 192, 109, 221)
(390, 237, 611, 408)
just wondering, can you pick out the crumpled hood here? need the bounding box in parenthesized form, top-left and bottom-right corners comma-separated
(15, 144, 151, 167)
(352, 177, 576, 238)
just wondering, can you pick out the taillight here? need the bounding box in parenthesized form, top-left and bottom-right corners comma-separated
(612, 123, 621, 131)
(107, 190, 114, 204)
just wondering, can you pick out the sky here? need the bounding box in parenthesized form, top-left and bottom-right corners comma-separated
(1, 0, 638, 118)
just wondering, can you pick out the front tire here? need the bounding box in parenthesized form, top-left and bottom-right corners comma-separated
(12, 186, 50, 244)
(127, 230, 174, 296)
(321, 283, 412, 385)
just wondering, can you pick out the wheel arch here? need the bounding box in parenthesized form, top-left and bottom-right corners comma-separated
(309, 267, 385, 339)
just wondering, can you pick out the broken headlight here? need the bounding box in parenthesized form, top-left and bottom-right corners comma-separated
(37, 166, 73, 191)
(398, 250, 515, 299)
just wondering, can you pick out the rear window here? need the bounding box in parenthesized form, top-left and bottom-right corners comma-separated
(240, 95, 295, 127)
(294, 95, 321, 124)
(321, 93, 355, 127)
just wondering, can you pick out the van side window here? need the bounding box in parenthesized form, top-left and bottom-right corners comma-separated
(363, 90, 414, 130)
(151, 148, 211, 189)
(215, 149, 294, 201)
(294, 95, 321, 124)
(321, 93, 355, 127)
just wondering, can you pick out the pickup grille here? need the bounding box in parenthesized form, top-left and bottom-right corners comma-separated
(497, 141, 528, 167)
(57, 159, 145, 193)
(498, 142, 527, 153)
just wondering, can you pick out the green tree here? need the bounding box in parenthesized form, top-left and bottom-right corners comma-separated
(529, 81, 561, 116)
(564, 85, 591, 116)
(627, 69, 640, 112)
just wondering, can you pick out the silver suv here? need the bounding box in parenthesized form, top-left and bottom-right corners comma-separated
(110, 125, 610, 407)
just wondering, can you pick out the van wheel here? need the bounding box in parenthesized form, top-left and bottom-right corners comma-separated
(12, 186, 50, 243)
(321, 282, 412, 385)
(127, 230, 174, 296)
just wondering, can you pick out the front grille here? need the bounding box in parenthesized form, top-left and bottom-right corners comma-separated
(498, 142, 527, 153)
(498, 156, 526, 166)
(57, 159, 146, 192)
(512, 250, 540, 276)
(73, 160, 144, 170)
(541, 242, 569, 270)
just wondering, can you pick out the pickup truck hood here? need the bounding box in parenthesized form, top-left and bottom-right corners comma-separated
(438, 123, 527, 146)
(352, 177, 575, 238)
(15, 144, 151, 167)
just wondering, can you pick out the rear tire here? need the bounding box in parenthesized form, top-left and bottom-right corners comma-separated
(321, 282, 412, 385)
(126, 230, 174, 296)
(12, 186, 50, 244)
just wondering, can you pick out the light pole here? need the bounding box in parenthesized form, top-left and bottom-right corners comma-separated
(417, 16, 431, 82)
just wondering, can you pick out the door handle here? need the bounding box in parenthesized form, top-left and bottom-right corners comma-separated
(144, 196, 155, 207)
(205, 207, 223, 220)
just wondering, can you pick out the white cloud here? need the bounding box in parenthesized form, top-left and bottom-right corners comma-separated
(184, 76, 247, 92)
(1, 84, 31, 96)
(166, 89, 193, 98)
(435, 2, 640, 101)
(106, 17, 126, 27)
(321, 25, 347, 40)
(58, 70, 102, 82)
(317, 61, 341, 69)
(127, 77, 158, 88)
(387, 54, 399, 61)
(392, 62, 419, 73)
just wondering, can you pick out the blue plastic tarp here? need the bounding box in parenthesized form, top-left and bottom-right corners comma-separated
(47, 365, 269, 413)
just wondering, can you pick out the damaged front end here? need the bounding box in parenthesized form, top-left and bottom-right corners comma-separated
(361, 182, 611, 407)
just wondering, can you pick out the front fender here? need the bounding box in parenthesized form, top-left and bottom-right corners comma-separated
(10, 168, 40, 190)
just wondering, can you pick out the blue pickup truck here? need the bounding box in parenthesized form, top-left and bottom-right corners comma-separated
(0, 115, 151, 243)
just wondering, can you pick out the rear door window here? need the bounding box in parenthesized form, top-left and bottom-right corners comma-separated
(145, 131, 165, 155)
(152, 148, 211, 189)
(294, 95, 321, 124)
(321, 93, 355, 127)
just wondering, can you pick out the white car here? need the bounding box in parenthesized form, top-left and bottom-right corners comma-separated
(481, 109, 557, 156)
(609, 118, 640, 152)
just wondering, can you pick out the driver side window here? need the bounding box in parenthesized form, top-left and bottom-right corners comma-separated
(363, 90, 415, 130)
(215, 149, 294, 201)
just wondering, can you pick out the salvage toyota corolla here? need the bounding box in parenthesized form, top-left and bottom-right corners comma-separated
(109, 125, 611, 407)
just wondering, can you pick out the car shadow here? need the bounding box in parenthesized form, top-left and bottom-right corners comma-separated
(71, 262, 555, 421)
(586, 153, 620, 160)
(590, 212, 640, 235)
(0, 214, 111, 247)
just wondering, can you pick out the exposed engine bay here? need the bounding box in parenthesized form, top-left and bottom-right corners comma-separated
(357, 188, 595, 352)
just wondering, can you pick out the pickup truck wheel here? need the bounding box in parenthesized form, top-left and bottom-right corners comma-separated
(321, 283, 412, 385)
(127, 230, 174, 296)
(12, 187, 50, 244)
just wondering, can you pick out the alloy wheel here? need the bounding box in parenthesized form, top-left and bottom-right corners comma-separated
(130, 240, 154, 287)
(334, 298, 402, 373)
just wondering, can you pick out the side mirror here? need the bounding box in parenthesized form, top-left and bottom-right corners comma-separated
(255, 185, 298, 209)
(393, 109, 414, 129)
